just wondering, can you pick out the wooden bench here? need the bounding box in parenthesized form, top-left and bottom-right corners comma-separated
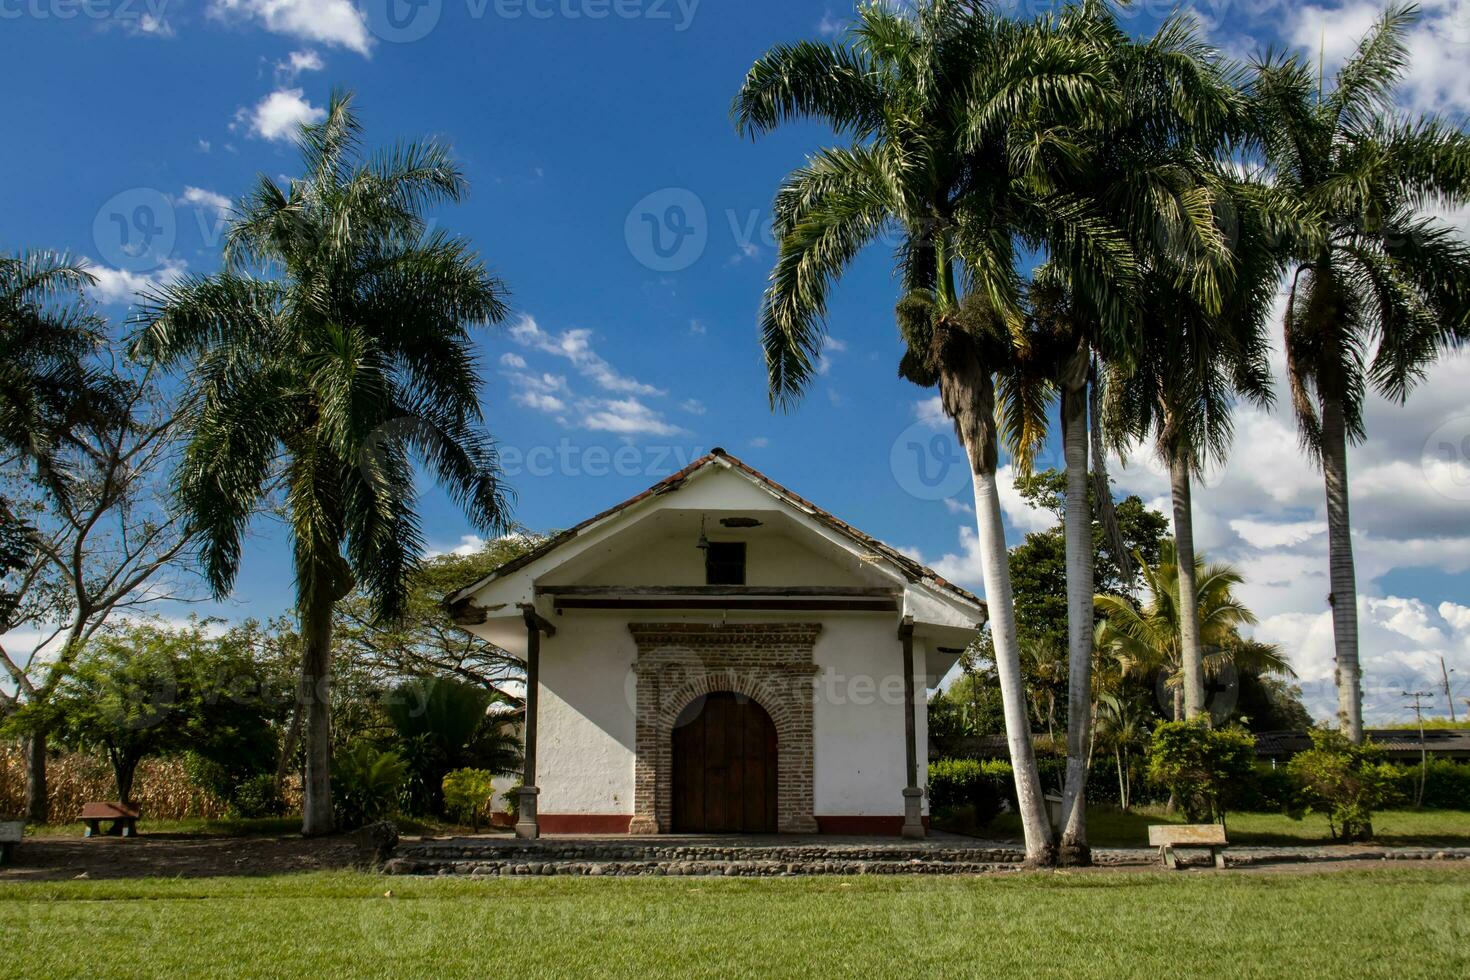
(1148, 823, 1228, 869)
(0, 820, 22, 866)
(79, 802, 140, 839)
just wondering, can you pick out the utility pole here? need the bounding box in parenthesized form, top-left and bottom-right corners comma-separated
(1440, 657, 1457, 724)
(1404, 691, 1435, 808)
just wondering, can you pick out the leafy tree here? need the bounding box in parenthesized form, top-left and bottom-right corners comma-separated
(0, 249, 132, 820)
(1232, 672, 1314, 732)
(1009, 468, 1171, 648)
(1287, 727, 1401, 840)
(1250, 4, 1470, 741)
(133, 93, 514, 834)
(1146, 720, 1257, 822)
(50, 619, 283, 806)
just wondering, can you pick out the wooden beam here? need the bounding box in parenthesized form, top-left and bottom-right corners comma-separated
(898, 616, 917, 790)
(517, 603, 557, 637)
(551, 597, 899, 612)
(537, 585, 901, 598)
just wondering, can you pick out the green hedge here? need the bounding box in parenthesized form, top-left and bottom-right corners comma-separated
(928, 758, 1014, 825)
(1391, 759, 1470, 810)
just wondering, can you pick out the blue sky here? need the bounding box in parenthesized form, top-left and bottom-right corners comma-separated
(4, 0, 1470, 723)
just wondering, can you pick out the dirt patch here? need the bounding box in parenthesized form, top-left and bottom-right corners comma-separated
(0, 833, 376, 881)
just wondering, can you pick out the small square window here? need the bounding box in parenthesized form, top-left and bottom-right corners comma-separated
(704, 542, 746, 585)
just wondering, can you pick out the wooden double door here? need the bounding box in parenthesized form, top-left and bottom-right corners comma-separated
(671, 692, 778, 833)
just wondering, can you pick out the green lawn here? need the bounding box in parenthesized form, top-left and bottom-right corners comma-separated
(983, 807, 1470, 847)
(1, 869, 1465, 977)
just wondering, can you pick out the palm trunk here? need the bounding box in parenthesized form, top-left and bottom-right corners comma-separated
(1167, 450, 1207, 720)
(1321, 394, 1363, 742)
(1058, 375, 1093, 866)
(299, 579, 336, 835)
(972, 465, 1056, 865)
(934, 324, 1054, 864)
(23, 731, 47, 823)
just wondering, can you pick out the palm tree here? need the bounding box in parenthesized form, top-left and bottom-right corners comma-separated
(1250, 4, 1470, 742)
(133, 93, 512, 834)
(1005, 3, 1260, 862)
(733, 0, 1147, 865)
(1095, 541, 1295, 721)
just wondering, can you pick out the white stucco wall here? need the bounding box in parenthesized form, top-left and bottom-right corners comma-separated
(534, 606, 932, 819)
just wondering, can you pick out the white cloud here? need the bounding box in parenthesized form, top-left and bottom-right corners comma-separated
(816, 335, 847, 376)
(680, 398, 706, 415)
(240, 88, 325, 142)
(210, 0, 372, 56)
(281, 49, 325, 77)
(85, 258, 187, 305)
(749, 437, 770, 448)
(913, 396, 947, 428)
(1229, 518, 1326, 549)
(499, 352, 527, 370)
(689, 319, 708, 335)
(581, 397, 686, 437)
(179, 186, 232, 217)
(1285, 1, 1470, 117)
(817, 9, 845, 36)
(508, 316, 664, 396)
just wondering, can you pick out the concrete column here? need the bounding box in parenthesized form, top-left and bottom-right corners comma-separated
(898, 616, 924, 839)
(516, 607, 542, 840)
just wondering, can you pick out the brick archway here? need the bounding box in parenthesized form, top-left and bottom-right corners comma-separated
(629, 623, 820, 834)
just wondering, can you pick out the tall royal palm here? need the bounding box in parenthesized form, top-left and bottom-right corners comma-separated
(1251, 4, 1470, 741)
(134, 93, 512, 833)
(733, 0, 1144, 864)
(998, 3, 1259, 862)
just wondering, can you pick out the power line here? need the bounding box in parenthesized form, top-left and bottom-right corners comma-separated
(1403, 690, 1435, 807)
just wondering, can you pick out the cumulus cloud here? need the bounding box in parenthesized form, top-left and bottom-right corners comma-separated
(582, 397, 686, 437)
(210, 0, 372, 56)
(85, 258, 187, 305)
(179, 186, 232, 217)
(239, 88, 325, 141)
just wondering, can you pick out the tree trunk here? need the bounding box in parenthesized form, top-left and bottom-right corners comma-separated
(1321, 393, 1363, 742)
(23, 731, 48, 823)
(1058, 374, 1093, 866)
(109, 746, 137, 807)
(275, 698, 303, 798)
(1167, 450, 1207, 720)
(299, 580, 336, 836)
(936, 320, 1054, 865)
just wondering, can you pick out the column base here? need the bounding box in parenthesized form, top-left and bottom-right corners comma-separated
(901, 787, 926, 839)
(628, 814, 661, 835)
(515, 786, 540, 839)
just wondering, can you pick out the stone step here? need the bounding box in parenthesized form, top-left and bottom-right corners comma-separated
(384, 856, 1022, 877)
(394, 841, 1026, 867)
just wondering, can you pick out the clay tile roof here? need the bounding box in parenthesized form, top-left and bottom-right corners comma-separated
(448, 447, 985, 612)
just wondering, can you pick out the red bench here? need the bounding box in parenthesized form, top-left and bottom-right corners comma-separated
(79, 802, 140, 838)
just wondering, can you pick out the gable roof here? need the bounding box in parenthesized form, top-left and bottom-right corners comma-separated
(448, 447, 984, 612)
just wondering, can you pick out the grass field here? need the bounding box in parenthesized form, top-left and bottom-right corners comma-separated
(983, 807, 1470, 847)
(1, 869, 1466, 978)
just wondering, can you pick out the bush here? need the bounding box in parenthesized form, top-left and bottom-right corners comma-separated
(1234, 765, 1301, 814)
(442, 768, 496, 830)
(1287, 728, 1401, 841)
(928, 758, 1013, 826)
(1146, 721, 1256, 822)
(333, 743, 408, 830)
(232, 773, 285, 818)
(1390, 758, 1470, 811)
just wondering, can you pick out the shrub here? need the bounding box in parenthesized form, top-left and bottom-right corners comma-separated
(232, 773, 285, 818)
(1389, 758, 1470, 811)
(442, 768, 497, 830)
(333, 743, 408, 830)
(1234, 765, 1302, 815)
(1287, 728, 1401, 841)
(1146, 721, 1256, 822)
(928, 758, 1013, 826)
